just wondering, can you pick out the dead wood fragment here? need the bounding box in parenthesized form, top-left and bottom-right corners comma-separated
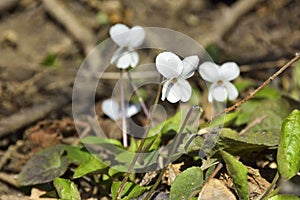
(0, 96, 69, 138)
(198, 0, 264, 46)
(42, 0, 97, 54)
(0, 0, 19, 13)
(0, 172, 18, 187)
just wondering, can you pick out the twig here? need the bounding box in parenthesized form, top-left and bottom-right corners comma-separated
(256, 172, 279, 200)
(198, 163, 223, 200)
(0, 96, 70, 138)
(0, 141, 23, 170)
(42, 0, 96, 54)
(100, 71, 158, 80)
(199, 0, 263, 46)
(0, 0, 19, 13)
(239, 115, 267, 135)
(213, 52, 300, 119)
(0, 172, 18, 187)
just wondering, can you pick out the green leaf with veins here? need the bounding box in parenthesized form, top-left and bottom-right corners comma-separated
(53, 178, 81, 200)
(220, 150, 249, 200)
(18, 144, 69, 186)
(73, 155, 108, 179)
(277, 109, 300, 179)
(170, 167, 204, 200)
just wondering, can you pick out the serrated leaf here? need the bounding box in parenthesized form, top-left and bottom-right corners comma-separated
(53, 178, 81, 200)
(220, 150, 249, 200)
(277, 109, 300, 179)
(73, 155, 108, 178)
(18, 145, 69, 186)
(111, 181, 150, 200)
(268, 194, 300, 200)
(170, 166, 203, 200)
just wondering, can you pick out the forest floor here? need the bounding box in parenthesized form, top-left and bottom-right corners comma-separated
(0, 0, 299, 199)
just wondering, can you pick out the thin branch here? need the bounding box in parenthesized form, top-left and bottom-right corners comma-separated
(42, 0, 96, 54)
(213, 52, 300, 119)
(0, 96, 70, 138)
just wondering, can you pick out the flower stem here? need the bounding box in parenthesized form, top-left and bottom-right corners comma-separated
(120, 68, 128, 147)
(214, 52, 300, 119)
(127, 70, 150, 119)
(144, 106, 202, 200)
(117, 79, 162, 199)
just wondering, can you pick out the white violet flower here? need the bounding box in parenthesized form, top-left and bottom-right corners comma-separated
(102, 99, 141, 121)
(155, 52, 199, 103)
(109, 23, 145, 69)
(198, 61, 240, 102)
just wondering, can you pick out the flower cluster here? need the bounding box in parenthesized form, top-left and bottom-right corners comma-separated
(104, 23, 241, 120)
(155, 52, 240, 103)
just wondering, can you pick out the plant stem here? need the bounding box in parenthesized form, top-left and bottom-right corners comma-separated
(214, 52, 300, 119)
(144, 106, 202, 200)
(127, 70, 150, 119)
(117, 79, 162, 199)
(256, 172, 279, 200)
(120, 68, 128, 147)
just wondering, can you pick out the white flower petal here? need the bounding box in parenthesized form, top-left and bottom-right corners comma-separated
(162, 79, 192, 103)
(109, 24, 130, 47)
(180, 55, 199, 79)
(199, 62, 221, 83)
(220, 62, 240, 81)
(125, 104, 141, 118)
(161, 80, 172, 101)
(102, 99, 121, 121)
(111, 49, 139, 69)
(156, 52, 182, 79)
(212, 86, 227, 102)
(224, 81, 238, 101)
(128, 26, 145, 48)
(176, 79, 192, 102)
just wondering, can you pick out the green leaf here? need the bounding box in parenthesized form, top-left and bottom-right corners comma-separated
(148, 110, 183, 137)
(18, 145, 69, 186)
(202, 112, 238, 128)
(218, 128, 279, 154)
(42, 53, 57, 67)
(73, 155, 108, 178)
(235, 100, 261, 126)
(53, 178, 81, 200)
(220, 150, 249, 200)
(255, 86, 280, 99)
(268, 194, 300, 200)
(65, 145, 92, 165)
(170, 166, 204, 200)
(81, 136, 123, 147)
(111, 181, 150, 200)
(277, 109, 300, 179)
(235, 78, 255, 93)
(238, 99, 289, 131)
